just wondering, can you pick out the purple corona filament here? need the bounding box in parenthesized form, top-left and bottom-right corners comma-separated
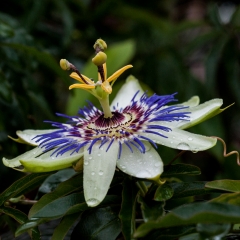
(34, 92, 190, 158)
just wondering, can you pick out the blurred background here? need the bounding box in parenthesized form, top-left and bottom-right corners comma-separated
(0, 0, 240, 197)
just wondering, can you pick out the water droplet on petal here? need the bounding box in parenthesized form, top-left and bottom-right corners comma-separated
(84, 161, 89, 166)
(89, 156, 92, 160)
(91, 171, 95, 175)
(51, 157, 55, 160)
(122, 165, 126, 169)
(99, 170, 104, 175)
(192, 148, 199, 153)
(177, 143, 190, 150)
(97, 153, 101, 157)
(188, 137, 193, 141)
(136, 170, 152, 178)
(86, 198, 100, 207)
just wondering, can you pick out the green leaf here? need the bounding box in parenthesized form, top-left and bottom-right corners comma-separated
(71, 206, 121, 240)
(210, 193, 240, 205)
(0, 206, 41, 239)
(138, 196, 164, 222)
(134, 202, 240, 237)
(0, 173, 50, 206)
(161, 164, 201, 178)
(29, 173, 83, 218)
(0, 206, 27, 224)
(0, 42, 70, 84)
(15, 218, 45, 237)
(52, 213, 80, 240)
(119, 177, 139, 240)
(142, 226, 195, 240)
(206, 180, 240, 193)
(169, 181, 213, 199)
(154, 184, 173, 201)
(205, 34, 228, 96)
(196, 223, 231, 239)
(179, 233, 200, 240)
(38, 168, 76, 194)
(0, 20, 14, 38)
(31, 192, 85, 218)
(66, 39, 136, 115)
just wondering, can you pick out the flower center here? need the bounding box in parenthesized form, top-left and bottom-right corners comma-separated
(87, 112, 133, 138)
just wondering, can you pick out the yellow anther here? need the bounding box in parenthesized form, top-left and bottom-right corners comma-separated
(60, 59, 70, 70)
(92, 52, 107, 66)
(93, 39, 107, 51)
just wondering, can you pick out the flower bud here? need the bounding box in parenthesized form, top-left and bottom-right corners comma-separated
(93, 39, 107, 51)
(92, 52, 107, 66)
(60, 59, 71, 70)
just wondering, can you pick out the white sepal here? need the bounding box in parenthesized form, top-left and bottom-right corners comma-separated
(83, 141, 118, 207)
(117, 142, 163, 180)
(141, 128, 217, 152)
(110, 76, 144, 110)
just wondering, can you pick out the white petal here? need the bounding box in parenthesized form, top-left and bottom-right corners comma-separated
(141, 128, 217, 152)
(158, 99, 223, 129)
(3, 147, 83, 172)
(110, 76, 144, 110)
(2, 147, 43, 169)
(83, 141, 119, 207)
(175, 96, 200, 108)
(117, 142, 163, 180)
(15, 129, 58, 146)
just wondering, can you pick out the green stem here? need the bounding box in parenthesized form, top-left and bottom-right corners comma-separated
(136, 181, 148, 197)
(99, 96, 112, 118)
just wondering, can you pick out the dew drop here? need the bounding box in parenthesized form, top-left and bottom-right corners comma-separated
(88, 156, 92, 160)
(97, 153, 101, 157)
(177, 142, 190, 150)
(136, 170, 152, 178)
(100, 147, 103, 151)
(121, 165, 126, 169)
(188, 137, 193, 141)
(173, 136, 175, 139)
(91, 171, 95, 175)
(84, 161, 89, 166)
(99, 170, 104, 175)
(86, 198, 100, 207)
(192, 148, 199, 153)
(51, 157, 55, 160)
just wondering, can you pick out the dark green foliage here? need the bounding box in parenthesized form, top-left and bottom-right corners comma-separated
(1, 1, 240, 239)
